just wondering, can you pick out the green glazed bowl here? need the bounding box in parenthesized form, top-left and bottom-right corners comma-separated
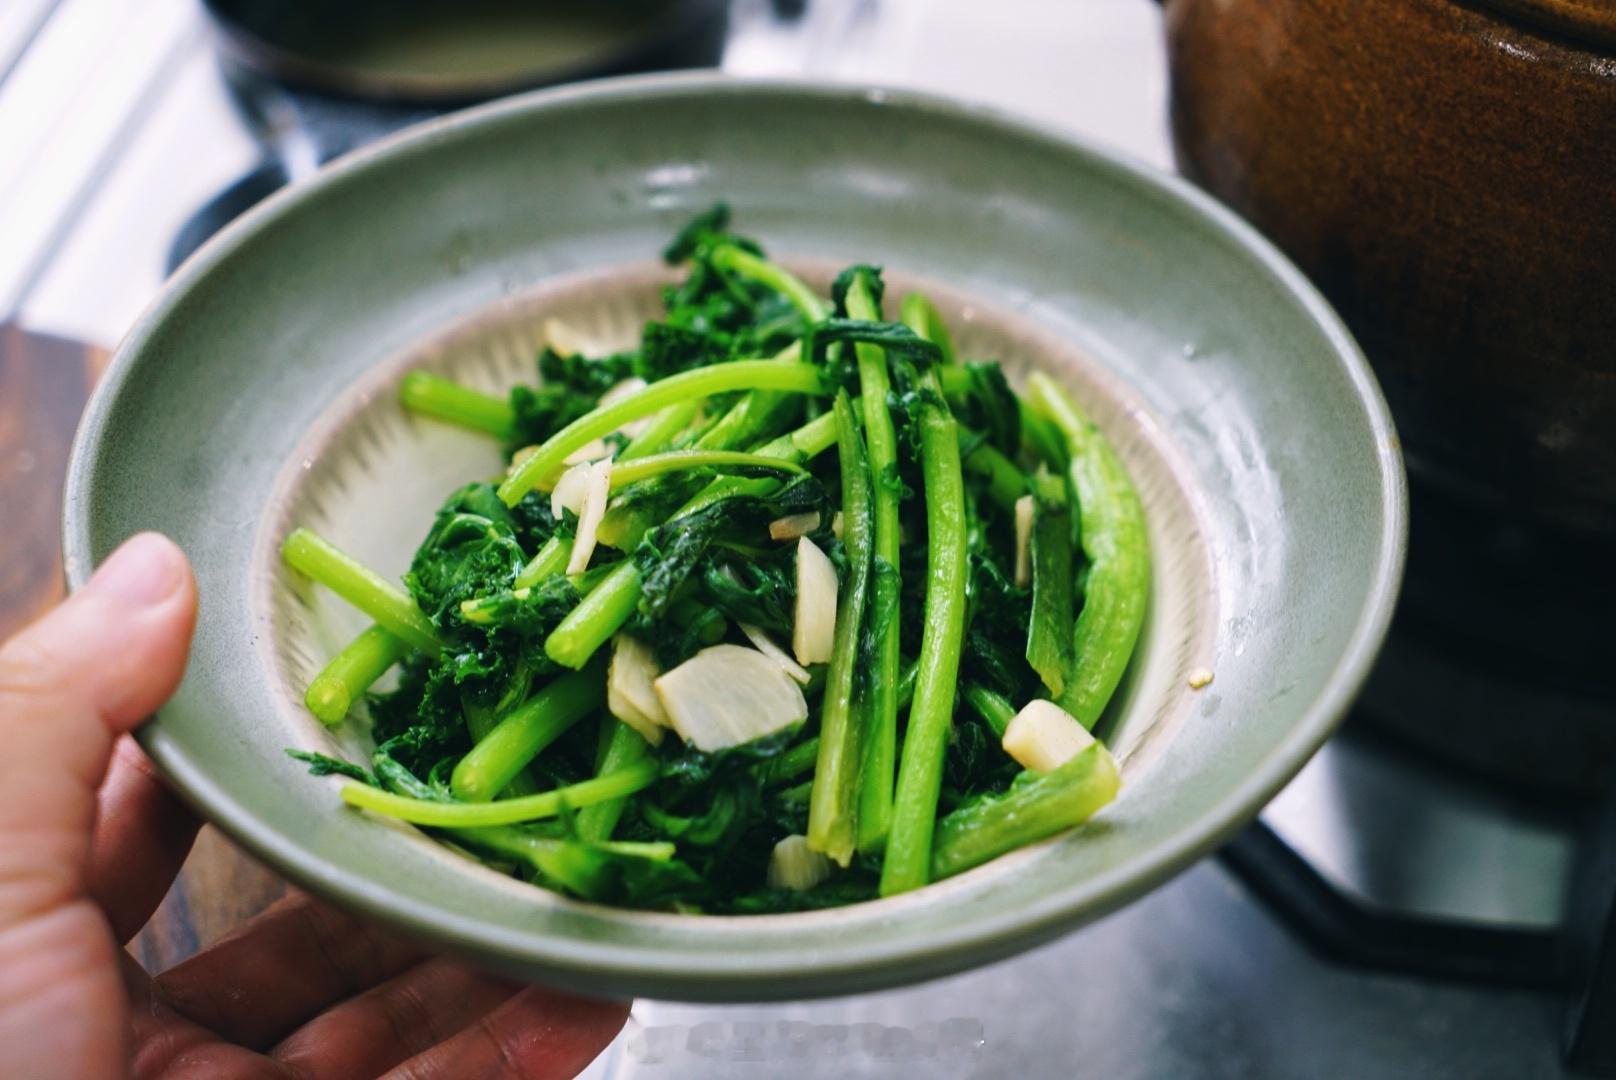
(64, 75, 1405, 1002)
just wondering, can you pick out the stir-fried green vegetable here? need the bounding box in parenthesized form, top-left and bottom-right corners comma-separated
(805, 393, 874, 866)
(281, 206, 1148, 913)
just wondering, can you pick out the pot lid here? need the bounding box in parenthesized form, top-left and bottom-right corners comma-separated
(1472, 0, 1616, 50)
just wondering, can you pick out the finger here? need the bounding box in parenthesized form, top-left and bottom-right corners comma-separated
(271, 958, 522, 1079)
(0, 532, 196, 1080)
(383, 986, 629, 1080)
(89, 737, 200, 943)
(154, 892, 425, 1049)
(123, 954, 279, 1080)
(0, 532, 195, 917)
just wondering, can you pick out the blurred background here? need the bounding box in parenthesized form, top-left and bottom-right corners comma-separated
(2, 2, 1612, 1077)
(0, 0, 1166, 347)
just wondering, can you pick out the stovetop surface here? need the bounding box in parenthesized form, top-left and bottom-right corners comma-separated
(1, 1, 1589, 1075)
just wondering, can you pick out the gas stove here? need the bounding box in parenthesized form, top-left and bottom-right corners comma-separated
(4, 2, 1607, 1076)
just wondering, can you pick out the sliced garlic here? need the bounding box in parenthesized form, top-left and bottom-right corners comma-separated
(1002, 699, 1102, 773)
(768, 511, 821, 542)
(737, 621, 812, 685)
(792, 537, 837, 666)
(599, 376, 652, 438)
(550, 461, 593, 518)
(563, 438, 612, 466)
(566, 458, 611, 575)
(607, 634, 669, 746)
(831, 511, 845, 539)
(653, 644, 808, 751)
(543, 317, 592, 358)
(1014, 494, 1035, 589)
(767, 834, 832, 891)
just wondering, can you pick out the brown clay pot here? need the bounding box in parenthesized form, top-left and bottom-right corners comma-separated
(1163, 0, 1616, 535)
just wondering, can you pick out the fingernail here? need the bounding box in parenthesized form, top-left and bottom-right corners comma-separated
(88, 532, 185, 607)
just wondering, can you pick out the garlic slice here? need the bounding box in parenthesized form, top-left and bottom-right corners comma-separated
(737, 621, 812, 685)
(792, 537, 837, 666)
(550, 461, 592, 518)
(1002, 699, 1103, 774)
(563, 438, 612, 466)
(767, 834, 832, 891)
(543, 317, 592, 358)
(768, 511, 821, 542)
(653, 644, 808, 751)
(566, 458, 611, 575)
(607, 634, 669, 746)
(1014, 494, 1035, 589)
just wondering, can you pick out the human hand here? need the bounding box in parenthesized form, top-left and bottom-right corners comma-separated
(0, 533, 628, 1078)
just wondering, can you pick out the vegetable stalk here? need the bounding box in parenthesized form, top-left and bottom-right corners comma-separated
(846, 271, 904, 856)
(962, 684, 1016, 740)
(608, 450, 806, 490)
(1025, 471, 1076, 696)
(512, 535, 572, 590)
(876, 295, 973, 892)
(548, 407, 846, 667)
(710, 245, 830, 323)
(280, 528, 441, 654)
(1026, 373, 1150, 729)
(806, 393, 875, 865)
(304, 624, 408, 725)
(618, 400, 702, 461)
(450, 663, 607, 801)
(764, 660, 917, 787)
(898, 293, 958, 365)
(544, 559, 643, 669)
(499, 360, 829, 506)
(930, 742, 1119, 880)
(576, 718, 654, 842)
(342, 761, 660, 827)
(399, 371, 514, 438)
(879, 404, 969, 895)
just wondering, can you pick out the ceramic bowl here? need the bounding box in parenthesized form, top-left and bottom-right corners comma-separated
(64, 75, 1405, 1001)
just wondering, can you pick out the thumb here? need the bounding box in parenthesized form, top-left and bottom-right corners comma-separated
(0, 532, 195, 1076)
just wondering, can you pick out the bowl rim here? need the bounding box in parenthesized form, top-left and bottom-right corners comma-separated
(63, 71, 1407, 993)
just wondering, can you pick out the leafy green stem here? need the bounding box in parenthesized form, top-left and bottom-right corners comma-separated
(1025, 470, 1076, 696)
(931, 743, 1119, 880)
(899, 293, 959, 365)
(342, 761, 660, 827)
(618, 400, 702, 461)
(961, 438, 1027, 511)
(544, 559, 644, 669)
(399, 371, 515, 438)
(845, 271, 904, 856)
(879, 406, 969, 895)
(576, 718, 654, 842)
(280, 528, 441, 654)
(609, 450, 806, 490)
(304, 624, 409, 725)
(962, 684, 1016, 739)
(449, 661, 608, 802)
(807, 393, 875, 866)
(709, 245, 830, 323)
(1026, 373, 1150, 729)
(512, 535, 572, 590)
(498, 361, 830, 506)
